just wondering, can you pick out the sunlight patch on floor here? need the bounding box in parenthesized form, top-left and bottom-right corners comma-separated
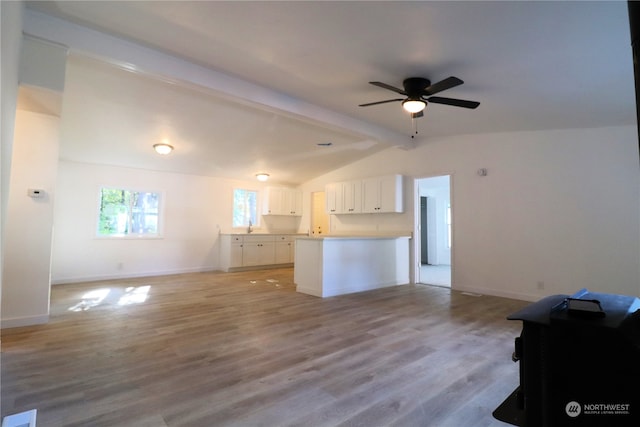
(67, 285, 150, 311)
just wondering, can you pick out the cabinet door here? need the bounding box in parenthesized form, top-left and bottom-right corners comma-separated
(263, 187, 284, 215)
(378, 175, 403, 213)
(275, 241, 291, 264)
(230, 243, 243, 267)
(325, 183, 342, 214)
(343, 180, 362, 214)
(258, 241, 276, 264)
(361, 177, 381, 213)
(243, 242, 275, 266)
(289, 190, 303, 216)
(283, 189, 303, 215)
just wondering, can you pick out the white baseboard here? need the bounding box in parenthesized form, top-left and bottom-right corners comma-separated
(51, 266, 218, 285)
(452, 284, 540, 302)
(295, 285, 322, 297)
(1, 315, 49, 329)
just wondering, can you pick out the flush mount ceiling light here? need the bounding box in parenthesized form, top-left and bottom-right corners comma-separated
(256, 173, 270, 182)
(402, 98, 426, 113)
(153, 143, 173, 155)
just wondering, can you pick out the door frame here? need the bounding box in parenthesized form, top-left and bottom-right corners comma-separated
(413, 174, 454, 287)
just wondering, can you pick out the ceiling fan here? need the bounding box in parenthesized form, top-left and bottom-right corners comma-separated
(359, 76, 480, 118)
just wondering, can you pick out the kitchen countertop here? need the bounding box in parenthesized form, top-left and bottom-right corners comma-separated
(221, 232, 308, 236)
(297, 234, 411, 240)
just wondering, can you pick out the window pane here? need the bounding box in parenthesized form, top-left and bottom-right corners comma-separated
(98, 188, 161, 237)
(131, 192, 159, 234)
(233, 189, 258, 227)
(98, 189, 130, 235)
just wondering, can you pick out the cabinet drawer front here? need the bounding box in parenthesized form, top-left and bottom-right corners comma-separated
(275, 235, 294, 242)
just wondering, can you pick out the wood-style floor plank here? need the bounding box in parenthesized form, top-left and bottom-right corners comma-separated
(1, 268, 528, 426)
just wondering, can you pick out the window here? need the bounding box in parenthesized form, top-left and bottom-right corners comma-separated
(233, 188, 258, 228)
(98, 188, 161, 237)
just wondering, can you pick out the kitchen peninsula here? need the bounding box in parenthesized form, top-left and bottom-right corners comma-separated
(294, 235, 411, 297)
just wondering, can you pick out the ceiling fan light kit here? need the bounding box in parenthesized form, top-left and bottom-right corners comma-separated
(402, 98, 426, 113)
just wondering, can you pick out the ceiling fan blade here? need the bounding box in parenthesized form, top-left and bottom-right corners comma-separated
(427, 96, 480, 109)
(423, 76, 464, 96)
(369, 81, 407, 95)
(359, 98, 404, 107)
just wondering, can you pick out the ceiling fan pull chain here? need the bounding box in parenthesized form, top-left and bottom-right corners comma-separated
(411, 115, 418, 138)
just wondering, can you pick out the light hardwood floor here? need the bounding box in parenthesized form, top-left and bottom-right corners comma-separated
(1, 268, 528, 426)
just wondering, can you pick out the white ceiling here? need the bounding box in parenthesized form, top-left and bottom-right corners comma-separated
(23, 1, 636, 185)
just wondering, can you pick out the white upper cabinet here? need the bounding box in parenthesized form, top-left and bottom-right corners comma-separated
(361, 175, 404, 213)
(286, 189, 303, 216)
(342, 180, 362, 214)
(326, 175, 403, 214)
(263, 187, 303, 216)
(325, 182, 342, 214)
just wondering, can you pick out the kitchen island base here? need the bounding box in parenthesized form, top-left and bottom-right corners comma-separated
(294, 236, 410, 298)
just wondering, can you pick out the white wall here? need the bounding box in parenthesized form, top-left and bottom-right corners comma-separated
(2, 110, 60, 327)
(0, 0, 23, 316)
(51, 161, 301, 283)
(300, 125, 640, 301)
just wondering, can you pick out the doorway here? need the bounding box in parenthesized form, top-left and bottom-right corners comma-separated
(415, 175, 451, 287)
(310, 191, 329, 236)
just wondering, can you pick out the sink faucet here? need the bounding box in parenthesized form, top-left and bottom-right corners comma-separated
(247, 220, 253, 234)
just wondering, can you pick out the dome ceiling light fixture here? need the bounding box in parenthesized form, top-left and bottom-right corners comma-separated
(402, 98, 427, 113)
(256, 173, 270, 182)
(153, 143, 174, 155)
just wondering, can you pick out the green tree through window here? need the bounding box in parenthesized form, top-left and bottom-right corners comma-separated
(98, 188, 160, 236)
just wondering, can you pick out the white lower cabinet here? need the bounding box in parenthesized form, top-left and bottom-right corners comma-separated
(220, 234, 298, 271)
(275, 235, 295, 264)
(229, 242, 243, 268)
(242, 236, 275, 267)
